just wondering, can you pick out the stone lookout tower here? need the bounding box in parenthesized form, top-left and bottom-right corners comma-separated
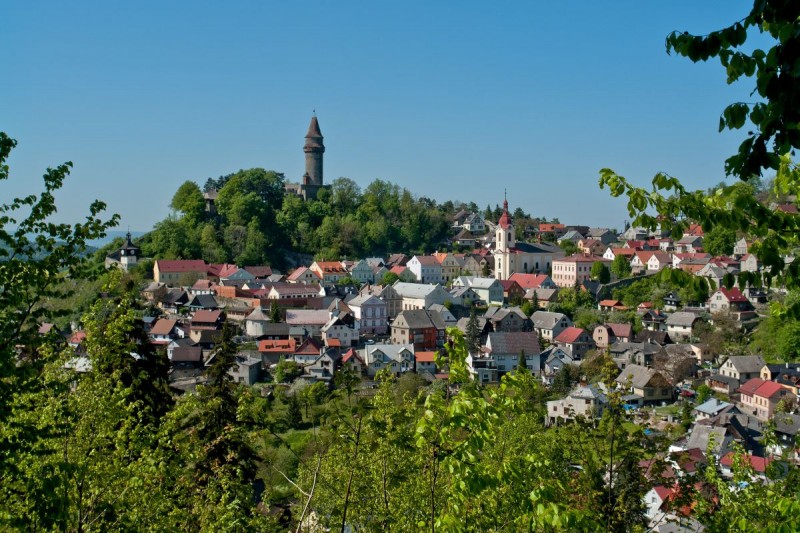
(303, 115, 325, 188)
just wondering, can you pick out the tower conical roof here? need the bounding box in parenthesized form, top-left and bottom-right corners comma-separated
(498, 198, 512, 229)
(306, 116, 323, 139)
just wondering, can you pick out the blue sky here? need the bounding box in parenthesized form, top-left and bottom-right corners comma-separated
(2, 1, 762, 232)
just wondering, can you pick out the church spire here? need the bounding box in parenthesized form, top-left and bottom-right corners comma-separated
(498, 193, 512, 229)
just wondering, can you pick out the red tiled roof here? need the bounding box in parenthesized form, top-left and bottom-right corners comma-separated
(243, 265, 273, 277)
(557, 254, 609, 264)
(207, 263, 239, 278)
(754, 380, 785, 399)
(192, 310, 222, 323)
(717, 287, 748, 303)
(720, 452, 771, 473)
(626, 240, 645, 249)
(287, 266, 320, 281)
(150, 319, 177, 336)
(653, 486, 672, 501)
(69, 330, 87, 344)
(258, 339, 296, 352)
(156, 259, 207, 273)
(608, 323, 632, 338)
(539, 223, 565, 232)
(554, 327, 586, 344)
(326, 338, 341, 347)
(509, 273, 549, 289)
(738, 377, 765, 396)
(389, 265, 407, 275)
(413, 255, 441, 266)
(497, 199, 512, 229)
(313, 261, 347, 273)
(686, 223, 704, 236)
(415, 351, 436, 363)
(294, 337, 322, 355)
(609, 248, 636, 257)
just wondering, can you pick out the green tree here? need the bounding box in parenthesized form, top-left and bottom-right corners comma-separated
(273, 356, 301, 383)
(610, 254, 632, 279)
(170, 180, 205, 225)
(381, 271, 400, 286)
(465, 306, 481, 353)
(599, 1, 800, 315)
(703, 225, 736, 257)
(590, 261, 611, 283)
(269, 299, 282, 323)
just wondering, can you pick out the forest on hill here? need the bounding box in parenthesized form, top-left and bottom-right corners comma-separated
(133, 170, 551, 270)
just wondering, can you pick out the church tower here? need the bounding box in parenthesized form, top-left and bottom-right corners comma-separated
(494, 197, 515, 280)
(303, 115, 325, 187)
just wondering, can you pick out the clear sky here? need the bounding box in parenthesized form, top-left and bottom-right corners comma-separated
(2, 1, 762, 233)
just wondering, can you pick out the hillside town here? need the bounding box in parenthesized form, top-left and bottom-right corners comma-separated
(49, 180, 793, 530)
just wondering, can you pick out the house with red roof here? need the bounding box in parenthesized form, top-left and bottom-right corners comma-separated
(287, 266, 322, 284)
(738, 377, 793, 420)
(190, 309, 223, 331)
(708, 287, 756, 321)
(154, 259, 208, 285)
(149, 319, 181, 344)
(258, 338, 297, 365)
(508, 272, 556, 290)
(553, 327, 595, 361)
(415, 351, 437, 374)
(719, 452, 772, 479)
(592, 323, 632, 349)
(309, 261, 348, 285)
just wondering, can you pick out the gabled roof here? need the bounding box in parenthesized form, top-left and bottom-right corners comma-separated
(531, 311, 570, 330)
(150, 319, 178, 336)
(509, 273, 551, 289)
(393, 282, 442, 299)
(715, 287, 748, 303)
(411, 255, 442, 266)
(606, 323, 632, 338)
(486, 331, 540, 356)
(554, 327, 588, 344)
(286, 310, 330, 326)
(295, 337, 322, 355)
(753, 380, 786, 400)
(415, 351, 436, 363)
(615, 364, 670, 389)
(287, 266, 321, 281)
(725, 355, 766, 374)
(720, 452, 771, 473)
(312, 261, 348, 273)
(156, 259, 207, 273)
(192, 309, 222, 323)
(665, 311, 700, 327)
(258, 338, 296, 352)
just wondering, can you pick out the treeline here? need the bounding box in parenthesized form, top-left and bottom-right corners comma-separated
(137, 172, 466, 268)
(137, 170, 562, 269)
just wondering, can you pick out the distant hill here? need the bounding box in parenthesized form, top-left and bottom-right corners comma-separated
(87, 230, 146, 248)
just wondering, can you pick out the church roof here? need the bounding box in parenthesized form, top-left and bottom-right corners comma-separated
(497, 199, 512, 229)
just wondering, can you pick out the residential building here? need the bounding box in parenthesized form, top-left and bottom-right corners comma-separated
(393, 282, 453, 311)
(615, 364, 673, 405)
(665, 312, 701, 341)
(546, 382, 608, 426)
(452, 276, 504, 305)
(553, 327, 595, 361)
(362, 344, 415, 377)
(391, 309, 446, 350)
(551, 254, 611, 288)
(485, 331, 541, 374)
(407, 255, 444, 284)
(531, 311, 572, 341)
(345, 294, 388, 335)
